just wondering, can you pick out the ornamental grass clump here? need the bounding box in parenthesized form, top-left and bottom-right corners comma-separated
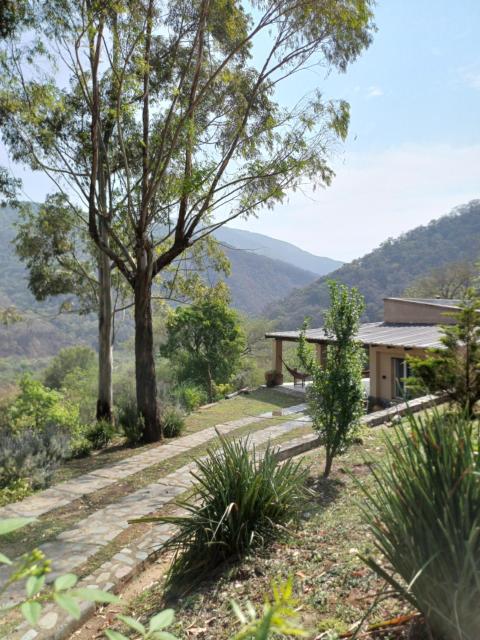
(139, 434, 309, 584)
(360, 410, 480, 640)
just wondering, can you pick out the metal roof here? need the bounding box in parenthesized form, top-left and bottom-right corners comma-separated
(265, 322, 444, 350)
(385, 297, 462, 309)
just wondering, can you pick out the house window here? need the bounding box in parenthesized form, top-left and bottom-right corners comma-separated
(392, 357, 411, 399)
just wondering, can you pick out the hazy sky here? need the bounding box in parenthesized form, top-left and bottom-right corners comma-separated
(3, 1, 480, 262)
(233, 0, 480, 261)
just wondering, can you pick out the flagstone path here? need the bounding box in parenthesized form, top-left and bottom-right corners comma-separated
(1, 409, 309, 611)
(0, 403, 307, 521)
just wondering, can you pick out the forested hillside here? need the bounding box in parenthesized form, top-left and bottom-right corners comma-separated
(266, 200, 480, 329)
(214, 227, 343, 275)
(0, 206, 318, 356)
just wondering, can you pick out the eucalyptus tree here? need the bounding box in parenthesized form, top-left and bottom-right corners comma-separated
(0, 0, 375, 441)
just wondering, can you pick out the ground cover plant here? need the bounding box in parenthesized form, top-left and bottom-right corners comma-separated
(360, 409, 480, 640)
(136, 435, 310, 588)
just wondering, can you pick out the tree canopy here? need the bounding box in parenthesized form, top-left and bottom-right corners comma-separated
(0, 0, 375, 439)
(161, 287, 246, 401)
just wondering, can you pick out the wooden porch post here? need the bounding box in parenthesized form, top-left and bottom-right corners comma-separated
(316, 343, 327, 367)
(272, 339, 283, 383)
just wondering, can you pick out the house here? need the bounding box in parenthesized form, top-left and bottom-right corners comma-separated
(265, 297, 461, 405)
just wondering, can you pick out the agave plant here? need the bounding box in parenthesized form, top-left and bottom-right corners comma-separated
(136, 434, 309, 584)
(360, 410, 480, 640)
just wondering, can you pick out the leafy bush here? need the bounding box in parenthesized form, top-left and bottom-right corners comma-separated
(44, 346, 96, 390)
(298, 282, 365, 477)
(139, 435, 309, 583)
(162, 405, 185, 438)
(0, 478, 32, 507)
(85, 420, 116, 449)
(360, 410, 480, 640)
(117, 397, 144, 445)
(0, 425, 70, 495)
(171, 381, 207, 412)
(8, 375, 80, 433)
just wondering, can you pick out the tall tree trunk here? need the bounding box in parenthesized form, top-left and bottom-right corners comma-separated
(96, 218, 113, 422)
(134, 265, 162, 442)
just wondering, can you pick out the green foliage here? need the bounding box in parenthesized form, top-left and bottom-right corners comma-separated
(1, 520, 301, 640)
(298, 281, 365, 477)
(408, 292, 480, 416)
(404, 261, 478, 299)
(85, 420, 116, 449)
(138, 435, 309, 584)
(232, 579, 308, 639)
(0, 478, 32, 507)
(359, 410, 480, 640)
(7, 375, 80, 432)
(0, 518, 119, 627)
(0, 425, 70, 496)
(43, 346, 96, 390)
(161, 289, 246, 402)
(161, 406, 185, 439)
(105, 609, 177, 640)
(267, 201, 480, 328)
(117, 397, 144, 446)
(170, 382, 207, 413)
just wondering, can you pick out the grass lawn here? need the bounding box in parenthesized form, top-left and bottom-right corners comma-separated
(82, 422, 422, 640)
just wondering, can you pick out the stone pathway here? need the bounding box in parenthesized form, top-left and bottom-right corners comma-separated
(0, 403, 307, 521)
(11, 429, 318, 640)
(1, 414, 310, 612)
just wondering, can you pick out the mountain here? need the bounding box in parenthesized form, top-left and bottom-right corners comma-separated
(266, 200, 480, 330)
(217, 245, 317, 315)
(213, 227, 343, 275)
(0, 206, 319, 357)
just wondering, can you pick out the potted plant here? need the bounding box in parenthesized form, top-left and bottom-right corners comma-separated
(265, 370, 283, 387)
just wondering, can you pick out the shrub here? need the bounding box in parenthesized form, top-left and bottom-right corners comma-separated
(0, 425, 70, 495)
(44, 346, 96, 390)
(360, 410, 480, 640)
(172, 382, 207, 412)
(85, 419, 116, 449)
(297, 281, 365, 477)
(139, 435, 309, 583)
(8, 375, 80, 433)
(0, 478, 32, 507)
(162, 405, 185, 438)
(117, 397, 144, 445)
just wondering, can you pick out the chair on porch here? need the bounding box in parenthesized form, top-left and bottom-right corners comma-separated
(282, 359, 310, 387)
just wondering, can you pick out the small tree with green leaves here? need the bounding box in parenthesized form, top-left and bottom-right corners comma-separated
(408, 291, 480, 417)
(161, 286, 245, 402)
(298, 281, 365, 478)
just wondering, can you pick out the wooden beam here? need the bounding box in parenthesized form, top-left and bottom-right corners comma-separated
(273, 338, 283, 375)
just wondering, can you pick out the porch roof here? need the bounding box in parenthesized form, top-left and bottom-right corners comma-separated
(265, 322, 444, 350)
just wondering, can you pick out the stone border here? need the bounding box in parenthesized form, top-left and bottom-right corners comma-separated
(361, 394, 444, 427)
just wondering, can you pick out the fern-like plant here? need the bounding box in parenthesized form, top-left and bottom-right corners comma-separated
(135, 434, 309, 583)
(360, 410, 480, 640)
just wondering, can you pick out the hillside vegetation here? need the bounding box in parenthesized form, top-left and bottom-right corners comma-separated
(266, 200, 480, 329)
(0, 206, 318, 357)
(214, 226, 343, 275)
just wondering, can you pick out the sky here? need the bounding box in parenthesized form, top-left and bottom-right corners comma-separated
(2, 1, 480, 262)
(232, 0, 480, 261)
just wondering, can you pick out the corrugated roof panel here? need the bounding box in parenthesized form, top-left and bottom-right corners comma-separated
(265, 322, 444, 349)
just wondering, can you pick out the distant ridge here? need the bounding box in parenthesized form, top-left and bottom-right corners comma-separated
(213, 226, 343, 276)
(265, 200, 480, 330)
(0, 206, 320, 356)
